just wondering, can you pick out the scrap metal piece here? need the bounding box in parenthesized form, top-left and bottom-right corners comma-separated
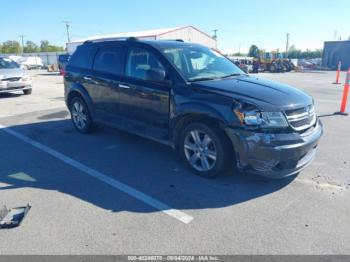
(0, 204, 31, 229)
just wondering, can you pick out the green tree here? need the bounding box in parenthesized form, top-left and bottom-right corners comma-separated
(1, 40, 22, 54)
(40, 40, 64, 52)
(287, 45, 301, 59)
(24, 41, 39, 53)
(230, 52, 246, 57)
(286, 46, 322, 59)
(40, 40, 50, 52)
(248, 45, 260, 58)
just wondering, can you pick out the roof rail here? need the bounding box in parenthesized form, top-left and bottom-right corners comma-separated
(159, 39, 184, 42)
(83, 36, 138, 44)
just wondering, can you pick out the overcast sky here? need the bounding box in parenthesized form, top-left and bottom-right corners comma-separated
(1, 0, 349, 53)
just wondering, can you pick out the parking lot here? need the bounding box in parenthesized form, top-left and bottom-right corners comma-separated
(0, 70, 349, 254)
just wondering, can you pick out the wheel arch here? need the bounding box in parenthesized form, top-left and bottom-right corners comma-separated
(66, 83, 95, 119)
(171, 104, 230, 150)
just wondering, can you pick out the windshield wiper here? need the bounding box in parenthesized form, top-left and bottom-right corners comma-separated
(188, 77, 218, 82)
(221, 73, 242, 79)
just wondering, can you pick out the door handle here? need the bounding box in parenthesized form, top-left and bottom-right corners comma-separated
(118, 84, 130, 89)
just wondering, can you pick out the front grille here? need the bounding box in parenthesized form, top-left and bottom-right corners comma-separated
(285, 105, 316, 131)
(3, 77, 21, 82)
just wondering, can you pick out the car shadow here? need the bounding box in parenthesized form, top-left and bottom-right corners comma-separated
(0, 92, 23, 99)
(319, 112, 348, 118)
(0, 117, 295, 214)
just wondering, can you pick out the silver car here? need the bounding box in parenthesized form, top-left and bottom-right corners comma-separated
(0, 57, 32, 95)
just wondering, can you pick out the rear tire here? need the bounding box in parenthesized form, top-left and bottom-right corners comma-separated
(23, 89, 32, 95)
(69, 96, 94, 133)
(270, 65, 276, 73)
(179, 122, 233, 178)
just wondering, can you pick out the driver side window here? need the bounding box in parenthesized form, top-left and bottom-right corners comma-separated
(126, 47, 165, 80)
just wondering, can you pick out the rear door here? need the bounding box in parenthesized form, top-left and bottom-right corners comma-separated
(88, 44, 126, 122)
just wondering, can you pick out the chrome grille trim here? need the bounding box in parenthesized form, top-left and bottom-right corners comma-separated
(2, 77, 21, 82)
(285, 105, 316, 131)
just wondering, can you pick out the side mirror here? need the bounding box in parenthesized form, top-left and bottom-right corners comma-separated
(145, 68, 166, 83)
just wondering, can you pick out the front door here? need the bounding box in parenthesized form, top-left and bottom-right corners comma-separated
(118, 46, 170, 131)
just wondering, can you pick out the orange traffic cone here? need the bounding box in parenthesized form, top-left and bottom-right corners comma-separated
(334, 61, 342, 84)
(339, 67, 350, 115)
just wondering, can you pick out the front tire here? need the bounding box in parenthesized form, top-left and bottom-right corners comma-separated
(70, 96, 94, 133)
(179, 122, 233, 178)
(23, 89, 32, 95)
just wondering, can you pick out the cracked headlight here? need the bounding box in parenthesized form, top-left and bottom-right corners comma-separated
(234, 109, 288, 128)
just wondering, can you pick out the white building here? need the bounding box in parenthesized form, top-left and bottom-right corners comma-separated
(66, 25, 217, 54)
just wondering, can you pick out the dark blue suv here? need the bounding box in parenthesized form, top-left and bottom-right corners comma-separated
(64, 38, 322, 178)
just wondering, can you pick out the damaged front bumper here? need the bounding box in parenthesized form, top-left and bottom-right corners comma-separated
(225, 119, 323, 178)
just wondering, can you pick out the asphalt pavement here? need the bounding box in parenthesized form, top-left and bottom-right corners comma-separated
(0, 70, 349, 254)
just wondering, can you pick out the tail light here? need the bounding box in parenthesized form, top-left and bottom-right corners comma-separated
(59, 68, 66, 76)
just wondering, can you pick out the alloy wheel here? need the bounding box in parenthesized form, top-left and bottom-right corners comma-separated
(184, 129, 217, 171)
(71, 101, 88, 130)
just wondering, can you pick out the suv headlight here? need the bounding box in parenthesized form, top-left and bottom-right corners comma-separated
(234, 109, 288, 128)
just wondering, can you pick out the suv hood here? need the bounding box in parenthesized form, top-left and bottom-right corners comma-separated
(191, 75, 313, 111)
(0, 68, 26, 79)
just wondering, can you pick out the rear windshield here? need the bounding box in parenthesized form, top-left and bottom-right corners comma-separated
(0, 58, 20, 69)
(69, 46, 97, 69)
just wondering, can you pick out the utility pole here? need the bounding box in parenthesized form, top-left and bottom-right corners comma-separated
(62, 21, 71, 43)
(19, 35, 26, 53)
(333, 30, 338, 40)
(285, 33, 290, 58)
(212, 29, 218, 48)
(212, 29, 218, 40)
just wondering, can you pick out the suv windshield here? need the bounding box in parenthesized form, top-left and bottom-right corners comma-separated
(0, 57, 20, 69)
(161, 45, 244, 82)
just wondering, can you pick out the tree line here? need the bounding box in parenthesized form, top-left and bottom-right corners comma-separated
(231, 45, 323, 59)
(0, 40, 64, 54)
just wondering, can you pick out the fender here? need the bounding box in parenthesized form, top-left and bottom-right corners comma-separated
(173, 102, 228, 122)
(66, 83, 96, 119)
(170, 101, 229, 145)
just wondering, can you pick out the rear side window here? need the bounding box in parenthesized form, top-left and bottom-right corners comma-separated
(93, 47, 123, 75)
(69, 46, 97, 69)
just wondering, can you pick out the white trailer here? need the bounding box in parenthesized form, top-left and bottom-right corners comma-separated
(66, 25, 217, 54)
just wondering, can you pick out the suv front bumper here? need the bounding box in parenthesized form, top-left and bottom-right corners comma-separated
(225, 119, 323, 178)
(0, 80, 32, 93)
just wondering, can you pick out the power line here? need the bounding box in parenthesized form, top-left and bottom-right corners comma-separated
(62, 21, 71, 43)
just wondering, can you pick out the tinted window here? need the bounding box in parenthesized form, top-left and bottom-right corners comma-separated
(0, 58, 19, 69)
(93, 47, 123, 75)
(126, 47, 164, 80)
(58, 54, 70, 63)
(69, 46, 97, 69)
